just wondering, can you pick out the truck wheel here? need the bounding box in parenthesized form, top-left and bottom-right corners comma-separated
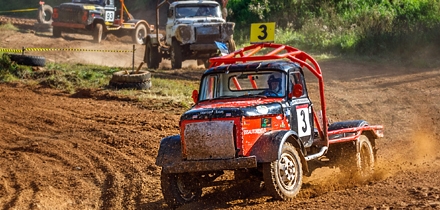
(132, 24, 147, 45)
(8, 54, 46, 67)
(53, 26, 62, 38)
(202, 59, 210, 69)
(144, 41, 160, 69)
(37, 4, 53, 24)
(160, 171, 202, 208)
(263, 142, 303, 201)
(228, 39, 236, 53)
(93, 23, 103, 43)
(340, 135, 375, 179)
(171, 40, 182, 69)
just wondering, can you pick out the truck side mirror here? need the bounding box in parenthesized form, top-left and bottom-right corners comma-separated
(293, 84, 303, 98)
(192, 90, 199, 104)
(168, 9, 173, 18)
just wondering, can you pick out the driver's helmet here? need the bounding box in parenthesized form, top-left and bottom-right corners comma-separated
(267, 72, 282, 90)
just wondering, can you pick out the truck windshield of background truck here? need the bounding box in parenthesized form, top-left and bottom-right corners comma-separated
(73, 0, 104, 4)
(176, 5, 221, 18)
(198, 71, 286, 101)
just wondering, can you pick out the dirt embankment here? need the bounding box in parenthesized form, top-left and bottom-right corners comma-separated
(1, 16, 440, 209)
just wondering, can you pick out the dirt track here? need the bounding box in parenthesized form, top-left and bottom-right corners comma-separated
(1, 17, 440, 209)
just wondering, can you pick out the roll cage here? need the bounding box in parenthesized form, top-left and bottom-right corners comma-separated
(208, 43, 329, 146)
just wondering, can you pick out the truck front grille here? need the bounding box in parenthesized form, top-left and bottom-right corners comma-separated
(58, 9, 83, 23)
(195, 25, 221, 43)
(184, 121, 235, 160)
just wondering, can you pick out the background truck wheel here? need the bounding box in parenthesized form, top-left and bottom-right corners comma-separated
(339, 135, 375, 179)
(144, 41, 160, 69)
(263, 142, 303, 201)
(93, 23, 103, 43)
(160, 171, 202, 208)
(8, 54, 46, 67)
(52, 26, 62, 38)
(202, 59, 210, 69)
(171, 39, 182, 69)
(132, 24, 147, 45)
(37, 4, 53, 24)
(228, 39, 236, 52)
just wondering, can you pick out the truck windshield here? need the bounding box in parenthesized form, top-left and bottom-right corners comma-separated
(176, 5, 221, 18)
(199, 71, 286, 101)
(72, 0, 104, 4)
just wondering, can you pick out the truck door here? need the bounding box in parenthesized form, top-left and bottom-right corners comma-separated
(288, 71, 314, 147)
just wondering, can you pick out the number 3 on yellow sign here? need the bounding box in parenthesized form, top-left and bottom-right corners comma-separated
(250, 22, 276, 44)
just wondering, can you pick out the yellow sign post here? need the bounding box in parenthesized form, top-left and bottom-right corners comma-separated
(250, 22, 276, 43)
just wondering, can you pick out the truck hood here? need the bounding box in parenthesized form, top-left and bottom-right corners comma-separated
(181, 99, 284, 120)
(175, 17, 225, 25)
(58, 3, 104, 11)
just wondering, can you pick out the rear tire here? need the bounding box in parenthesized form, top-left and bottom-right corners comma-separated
(93, 23, 103, 43)
(160, 171, 202, 208)
(263, 142, 303, 201)
(132, 24, 147, 45)
(339, 135, 375, 179)
(144, 40, 160, 69)
(228, 39, 236, 53)
(170, 39, 182, 69)
(52, 26, 62, 38)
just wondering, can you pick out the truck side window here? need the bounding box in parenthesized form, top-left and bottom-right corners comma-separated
(289, 72, 305, 97)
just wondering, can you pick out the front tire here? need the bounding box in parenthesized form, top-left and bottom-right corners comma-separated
(132, 24, 147, 45)
(160, 171, 202, 208)
(228, 39, 236, 53)
(93, 23, 103, 43)
(263, 142, 303, 201)
(170, 39, 182, 69)
(144, 40, 160, 69)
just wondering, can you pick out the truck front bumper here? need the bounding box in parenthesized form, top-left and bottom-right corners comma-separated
(189, 43, 219, 51)
(161, 156, 257, 174)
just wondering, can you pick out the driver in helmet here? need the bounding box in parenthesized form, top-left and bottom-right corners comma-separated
(263, 73, 283, 96)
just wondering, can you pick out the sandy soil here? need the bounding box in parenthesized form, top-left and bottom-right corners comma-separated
(1, 16, 440, 209)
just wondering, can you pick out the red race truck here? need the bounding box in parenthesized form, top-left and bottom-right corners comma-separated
(155, 43, 384, 208)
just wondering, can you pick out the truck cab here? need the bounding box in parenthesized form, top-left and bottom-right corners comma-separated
(143, 0, 235, 69)
(52, 0, 150, 44)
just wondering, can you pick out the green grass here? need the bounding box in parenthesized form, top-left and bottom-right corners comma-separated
(0, 54, 199, 106)
(0, 22, 18, 31)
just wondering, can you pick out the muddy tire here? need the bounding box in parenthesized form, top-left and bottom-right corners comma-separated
(37, 4, 53, 24)
(339, 135, 375, 179)
(52, 26, 62, 38)
(144, 41, 160, 69)
(160, 171, 202, 208)
(110, 70, 151, 83)
(93, 23, 103, 43)
(8, 54, 46, 67)
(132, 24, 147, 45)
(202, 59, 210, 69)
(171, 39, 182, 69)
(263, 142, 303, 201)
(228, 39, 236, 53)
